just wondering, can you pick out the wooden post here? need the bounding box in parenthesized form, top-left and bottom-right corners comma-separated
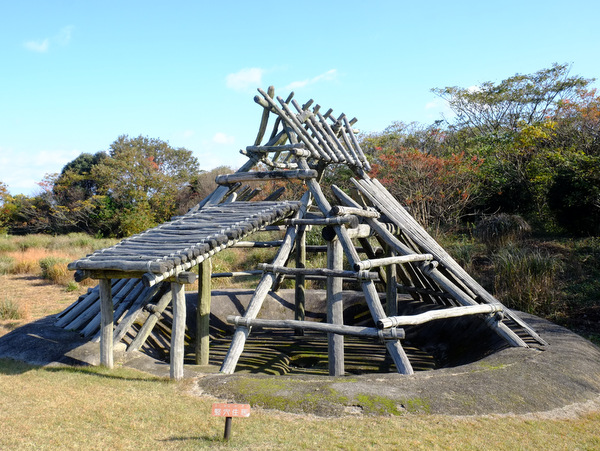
(98, 278, 114, 368)
(196, 258, 212, 365)
(294, 225, 306, 336)
(170, 280, 186, 380)
(327, 237, 344, 376)
(386, 249, 398, 317)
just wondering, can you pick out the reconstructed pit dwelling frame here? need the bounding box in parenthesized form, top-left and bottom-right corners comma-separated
(64, 87, 547, 379)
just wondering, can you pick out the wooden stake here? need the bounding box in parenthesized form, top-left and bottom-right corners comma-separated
(327, 237, 344, 376)
(295, 225, 306, 336)
(99, 278, 114, 369)
(170, 280, 186, 380)
(196, 258, 212, 365)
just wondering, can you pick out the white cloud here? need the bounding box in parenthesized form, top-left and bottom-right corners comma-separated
(182, 130, 195, 138)
(424, 97, 455, 121)
(212, 132, 235, 145)
(226, 68, 264, 92)
(285, 69, 338, 90)
(23, 25, 74, 53)
(57, 25, 74, 46)
(24, 39, 49, 53)
(0, 147, 81, 195)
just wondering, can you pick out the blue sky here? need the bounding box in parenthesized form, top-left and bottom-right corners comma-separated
(1, 0, 599, 195)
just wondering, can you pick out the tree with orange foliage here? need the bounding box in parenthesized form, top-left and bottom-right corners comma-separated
(371, 148, 483, 233)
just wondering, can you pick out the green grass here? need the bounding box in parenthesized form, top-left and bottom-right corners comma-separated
(493, 245, 563, 315)
(1, 359, 599, 450)
(0, 298, 24, 320)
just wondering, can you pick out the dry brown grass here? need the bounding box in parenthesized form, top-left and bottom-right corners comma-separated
(0, 274, 88, 337)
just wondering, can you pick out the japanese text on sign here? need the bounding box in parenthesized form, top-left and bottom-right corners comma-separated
(212, 403, 251, 417)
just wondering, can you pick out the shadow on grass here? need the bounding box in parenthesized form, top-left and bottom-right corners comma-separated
(160, 435, 227, 445)
(0, 357, 168, 382)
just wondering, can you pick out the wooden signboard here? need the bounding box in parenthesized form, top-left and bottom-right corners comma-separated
(212, 403, 251, 440)
(212, 403, 251, 418)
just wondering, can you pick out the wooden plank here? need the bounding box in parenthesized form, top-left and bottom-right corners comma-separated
(196, 259, 212, 365)
(86, 279, 145, 339)
(99, 279, 114, 368)
(386, 249, 399, 317)
(245, 143, 306, 153)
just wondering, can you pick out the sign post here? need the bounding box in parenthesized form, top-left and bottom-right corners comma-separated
(212, 403, 251, 440)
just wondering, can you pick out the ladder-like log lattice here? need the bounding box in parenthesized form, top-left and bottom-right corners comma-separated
(61, 86, 546, 380)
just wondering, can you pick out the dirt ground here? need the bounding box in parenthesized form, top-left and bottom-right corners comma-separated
(0, 274, 89, 337)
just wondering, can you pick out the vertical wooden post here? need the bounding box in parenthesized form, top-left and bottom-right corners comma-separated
(99, 278, 114, 369)
(327, 237, 344, 376)
(294, 225, 306, 336)
(386, 249, 398, 317)
(170, 280, 186, 380)
(196, 258, 212, 365)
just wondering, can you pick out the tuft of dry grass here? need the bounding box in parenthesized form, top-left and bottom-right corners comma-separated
(0, 298, 27, 320)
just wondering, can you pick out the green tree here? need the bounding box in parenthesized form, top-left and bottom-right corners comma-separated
(93, 135, 200, 235)
(0, 181, 11, 232)
(432, 63, 591, 136)
(432, 64, 597, 229)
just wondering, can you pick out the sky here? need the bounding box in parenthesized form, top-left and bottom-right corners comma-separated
(1, 0, 599, 196)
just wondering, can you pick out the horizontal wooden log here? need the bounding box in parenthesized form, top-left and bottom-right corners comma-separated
(69, 259, 170, 274)
(286, 215, 359, 229)
(169, 271, 198, 284)
(258, 263, 378, 280)
(354, 254, 434, 271)
(330, 205, 380, 218)
(226, 316, 405, 340)
(232, 240, 284, 248)
(378, 304, 504, 329)
(245, 143, 306, 153)
(215, 169, 317, 185)
(211, 270, 263, 278)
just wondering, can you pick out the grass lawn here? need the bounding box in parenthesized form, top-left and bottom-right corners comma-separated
(1, 233, 600, 449)
(1, 359, 599, 450)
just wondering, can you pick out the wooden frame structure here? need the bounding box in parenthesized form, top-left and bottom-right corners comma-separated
(64, 87, 546, 380)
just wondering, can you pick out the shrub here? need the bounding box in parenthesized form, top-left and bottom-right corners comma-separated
(39, 256, 71, 284)
(0, 298, 25, 320)
(493, 246, 563, 315)
(371, 148, 482, 233)
(474, 214, 531, 251)
(0, 255, 16, 275)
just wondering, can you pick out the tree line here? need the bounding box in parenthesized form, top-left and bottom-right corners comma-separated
(363, 63, 600, 236)
(1, 63, 598, 238)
